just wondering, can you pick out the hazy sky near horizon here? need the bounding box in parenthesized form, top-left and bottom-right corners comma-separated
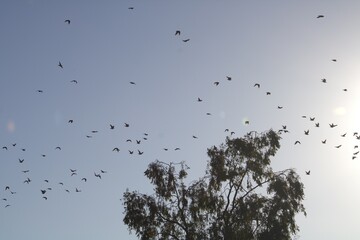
(1, 1, 360, 239)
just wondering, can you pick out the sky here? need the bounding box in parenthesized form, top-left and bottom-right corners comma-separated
(1, 0, 360, 239)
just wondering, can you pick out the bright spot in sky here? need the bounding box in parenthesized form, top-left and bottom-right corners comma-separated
(7, 120, 15, 132)
(333, 107, 347, 116)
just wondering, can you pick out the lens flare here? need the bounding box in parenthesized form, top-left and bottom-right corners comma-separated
(333, 107, 347, 116)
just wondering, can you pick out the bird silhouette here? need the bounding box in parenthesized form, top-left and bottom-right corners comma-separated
(309, 117, 315, 121)
(226, 76, 232, 81)
(113, 147, 120, 152)
(43, 196, 48, 200)
(41, 190, 46, 194)
(277, 106, 283, 109)
(254, 83, 260, 88)
(332, 59, 337, 62)
(5, 204, 10, 208)
(315, 123, 320, 127)
(182, 39, 190, 42)
(341, 133, 347, 137)
(266, 92, 271, 95)
(128, 7, 134, 10)
(58, 61, 63, 68)
(68, 120, 74, 123)
(335, 145, 342, 148)
(76, 188, 81, 192)
(22, 170, 30, 173)
(329, 123, 337, 128)
(124, 123, 130, 127)
(94, 172, 101, 179)
(55, 147, 61, 150)
(19, 159, 24, 163)
(2, 146, 8, 150)
(110, 124, 115, 129)
(305, 170, 311, 175)
(64, 19, 71, 24)
(192, 135, 198, 139)
(37, 90, 43, 93)
(175, 30, 181, 36)
(130, 82, 136, 85)
(70, 80, 78, 84)
(174, 148, 181, 151)
(129, 150, 134, 154)
(304, 130, 309, 135)
(294, 141, 301, 145)
(136, 140, 141, 144)
(197, 97, 203, 102)
(81, 178, 87, 182)
(100, 170, 107, 174)
(214, 82, 220, 86)
(321, 78, 327, 83)
(322, 139, 327, 144)
(317, 15, 324, 18)
(126, 139, 132, 142)
(138, 150, 144, 155)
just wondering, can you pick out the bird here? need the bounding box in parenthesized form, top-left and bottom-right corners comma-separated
(304, 130, 309, 135)
(294, 141, 301, 145)
(206, 113, 212, 115)
(126, 139, 132, 142)
(315, 123, 320, 127)
(266, 92, 271, 95)
(70, 169, 77, 173)
(128, 7, 134, 10)
(343, 89, 347, 92)
(110, 124, 115, 129)
(322, 139, 327, 144)
(137, 150, 144, 155)
(277, 106, 283, 109)
(19, 159, 24, 163)
(332, 59, 337, 62)
(86, 135, 92, 138)
(94, 172, 101, 179)
(197, 97, 203, 102)
(254, 83, 260, 88)
(37, 90, 43, 93)
(44, 180, 49, 183)
(226, 76, 232, 81)
(305, 170, 311, 175)
(22, 170, 30, 173)
(21, 148, 26, 151)
(130, 82, 136, 85)
(329, 123, 337, 128)
(128, 150, 134, 154)
(59, 182, 64, 185)
(231, 132, 235, 135)
(321, 78, 327, 83)
(100, 170, 107, 174)
(136, 140, 141, 144)
(2, 146, 8, 150)
(68, 119, 74, 123)
(12, 143, 16, 147)
(81, 178, 87, 182)
(70, 80, 78, 84)
(64, 19, 71, 24)
(5, 186, 10, 191)
(163, 148, 168, 151)
(341, 133, 347, 137)
(124, 123, 130, 127)
(71, 172, 77, 176)
(335, 145, 342, 148)
(55, 146, 61, 150)
(175, 30, 181, 36)
(214, 81, 220, 86)
(58, 61, 63, 68)
(182, 39, 190, 42)
(43, 196, 47, 200)
(41, 154, 46, 157)
(113, 147, 120, 152)
(309, 117, 315, 121)
(244, 120, 250, 125)
(192, 135, 198, 139)
(91, 130, 98, 133)
(5, 204, 10, 208)
(317, 15, 324, 18)
(174, 148, 181, 151)
(76, 188, 81, 192)
(41, 190, 46, 194)
(224, 129, 229, 132)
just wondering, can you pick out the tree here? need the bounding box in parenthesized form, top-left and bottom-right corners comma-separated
(122, 129, 306, 240)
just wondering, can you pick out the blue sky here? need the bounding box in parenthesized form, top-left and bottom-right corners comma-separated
(1, 0, 360, 239)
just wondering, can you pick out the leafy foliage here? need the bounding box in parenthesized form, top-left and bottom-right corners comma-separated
(122, 129, 306, 240)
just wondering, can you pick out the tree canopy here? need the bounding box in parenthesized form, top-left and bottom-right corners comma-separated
(122, 129, 306, 240)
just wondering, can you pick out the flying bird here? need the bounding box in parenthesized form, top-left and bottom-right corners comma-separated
(335, 145, 342, 148)
(100, 170, 107, 174)
(68, 119, 74, 123)
(18, 158, 24, 163)
(37, 90, 43, 93)
(70, 80, 78, 84)
(136, 140, 141, 144)
(197, 97, 203, 102)
(266, 92, 271, 95)
(81, 178, 87, 182)
(305, 170, 311, 175)
(254, 83, 260, 88)
(331, 59, 337, 62)
(304, 130, 309, 135)
(175, 30, 181, 35)
(124, 123, 130, 127)
(113, 147, 120, 152)
(294, 141, 301, 145)
(341, 133, 347, 137)
(110, 124, 115, 129)
(226, 76, 232, 81)
(130, 82, 136, 85)
(58, 61, 63, 68)
(321, 78, 327, 83)
(94, 172, 101, 179)
(317, 15, 324, 18)
(138, 150, 144, 155)
(309, 117, 315, 121)
(64, 19, 71, 24)
(329, 123, 337, 128)
(55, 146, 61, 150)
(192, 135, 198, 139)
(41, 190, 46, 194)
(315, 123, 320, 127)
(128, 7, 134, 10)
(182, 39, 190, 42)
(214, 82, 220, 86)
(128, 150, 134, 154)
(277, 106, 283, 109)
(2, 146, 7, 150)
(322, 139, 327, 144)
(174, 148, 181, 151)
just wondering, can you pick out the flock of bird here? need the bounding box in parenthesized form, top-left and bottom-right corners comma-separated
(1, 10, 358, 212)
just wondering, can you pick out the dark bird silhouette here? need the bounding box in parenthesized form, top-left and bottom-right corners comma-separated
(58, 61, 63, 68)
(277, 106, 283, 109)
(5, 204, 10, 208)
(266, 92, 271, 95)
(22, 170, 30, 173)
(245, 120, 250, 125)
(71, 172, 77, 176)
(192, 135, 198, 139)
(110, 124, 115, 129)
(182, 39, 190, 42)
(197, 97, 203, 102)
(100, 170, 107, 174)
(81, 178, 87, 182)
(174, 148, 181, 151)
(5, 186, 10, 191)
(94, 172, 101, 179)
(59, 182, 64, 185)
(124, 123, 130, 127)
(12, 143, 16, 147)
(322, 139, 327, 144)
(317, 15, 324, 18)
(175, 30, 181, 36)
(352, 156, 357, 160)
(19, 158, 24, 163)
(44, 180, 49, 183)
(113, 147, 120, 152)
(2, 146, 7, 150)
(41, 154, 46, 157)
(68, 119, 74, 123)
(76, 188, 81, 192)
(128, 7, 134, 10)
(226, 76, 232, 81)
(206, 112, 212, 115)
(126, 139, 132, 142)
(354, 151, 359, 155)
(321, 78, 327, 83)
(86, 135, 92, 138)
(224, 129, 229, 132)
(37, 90, 43, 93)
(315, 123, 320, 127)
(138, 150, 144, 155)
(55, 147, 61, 150)
(304, 130, 309, 135)
(305, 170, 311, 175)
(91, 130, 98, 133)
(41, 190, 46, 194)
(70, 169, 77, 173)
(301, 115, 306, 118)
(21, 148, 26, 151)
(214, 81, 220, 86)
(332, 59, 337, 62)
(70, 80, 78, 84)
(343, 89, 347, 92)
(43, 196, 47, 200)
(254, 83, 260, 88)
(335, 145, 342, 148)
(341, 133, 347, 137)
(129, 82, 136, 85)
(309, 117, 315, 121)
(64, 19, 71, 24)
(136, 140, 141, 144)
(329, 123, 337, 128)
(231, 131, 235, 135)
(129, 150, 134, 154)
(294, 141, 301, 145)
(163, 148, 168, 151)
(144, 133, 149, 136)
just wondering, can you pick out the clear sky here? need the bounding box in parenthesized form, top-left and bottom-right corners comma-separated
(1, 0, 360, 239)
